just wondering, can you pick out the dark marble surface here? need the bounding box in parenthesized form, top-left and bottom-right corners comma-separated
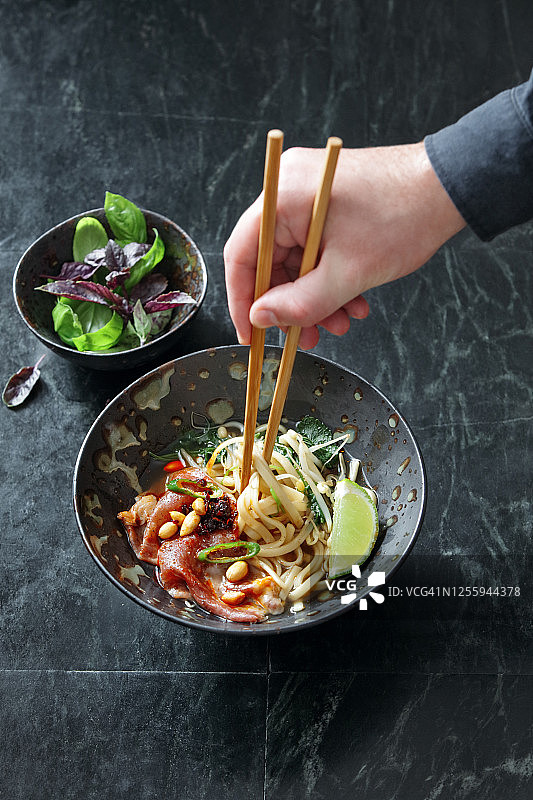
(1, 1, 532, 798)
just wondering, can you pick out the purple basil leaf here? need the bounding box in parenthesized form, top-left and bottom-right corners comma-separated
(144, 291, 197, 313)
(129, 273, 168, 304)
(2, 355, 45, 408)
(104, 239, 126, 270)
(35, 280, 131, 318)
(105, 267, 131, 291)
(75, 281, 132, 317)
(40, 261, 100, 281)
(146, 308, 173, 338)
(132, 300, 152, 346)
(83, 247, 108, 269)
(123, 241, 150, 268)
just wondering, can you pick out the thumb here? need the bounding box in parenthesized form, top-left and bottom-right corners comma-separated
(250, 258, 351, 329)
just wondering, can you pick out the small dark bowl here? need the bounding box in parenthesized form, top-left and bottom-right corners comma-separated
(73, 345, 427, 635)
(13, 208, 207, 371)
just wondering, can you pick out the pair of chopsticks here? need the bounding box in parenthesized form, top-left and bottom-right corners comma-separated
(241, 130, 342, 489)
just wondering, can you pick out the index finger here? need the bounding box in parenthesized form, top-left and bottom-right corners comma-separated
(224, 197, 291, 344)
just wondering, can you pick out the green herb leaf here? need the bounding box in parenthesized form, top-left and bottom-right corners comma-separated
(132, 299, 152, 345)
(72, 217, 108, 262)
(104, 192, 147, 245)
(304, 482, 325, 524)
(52, 300, 83, 346)
(71, 310, 123, 351)
(155, 424, 221, 463)
(124, 229, 164, 292)
(296, 415, 340, 465)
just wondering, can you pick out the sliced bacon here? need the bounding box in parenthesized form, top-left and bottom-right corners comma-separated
(158, 531, 265, 623)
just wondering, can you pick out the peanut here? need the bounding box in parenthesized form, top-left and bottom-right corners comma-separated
(169, 510, 186, 524)
(180, 511, 201, 536)
(158, 521, 178, 539)
(225, 560, 249, 582)
(192, 497, 206, 515)
(221, 590, 245, 606)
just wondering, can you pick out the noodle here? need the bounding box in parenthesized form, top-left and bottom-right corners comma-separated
(195, 423, 348, 612)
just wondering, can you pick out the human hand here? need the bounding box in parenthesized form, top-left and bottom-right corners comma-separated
(224, 141, 466, 349)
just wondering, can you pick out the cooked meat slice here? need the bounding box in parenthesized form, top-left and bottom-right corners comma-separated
(117, 494, 157, 559)
(158, 532, 265, 623)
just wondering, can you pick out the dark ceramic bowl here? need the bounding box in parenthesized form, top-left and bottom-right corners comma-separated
(73, 345, 426, 635)
(13, 208, 207, 371)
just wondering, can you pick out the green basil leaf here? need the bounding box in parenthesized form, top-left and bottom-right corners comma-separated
(132, 299, 152, 345)
(118, 320, 142, 348)
(72, 217, 108, 262)
(295, 415, 340, 465)
(71, 311, 123, 351)
(74, 300, 115, 334)
(124, 228, 164, 292)
(52, 300, 83, 346)
(104, 192, 147, 245)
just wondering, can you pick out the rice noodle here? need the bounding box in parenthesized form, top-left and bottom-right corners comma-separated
(201, 423, 347, 613)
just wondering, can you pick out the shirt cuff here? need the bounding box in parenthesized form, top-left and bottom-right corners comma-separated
(424, 71, 533, 241)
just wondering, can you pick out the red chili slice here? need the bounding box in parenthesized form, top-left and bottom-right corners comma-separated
(163, 459, 185, 472)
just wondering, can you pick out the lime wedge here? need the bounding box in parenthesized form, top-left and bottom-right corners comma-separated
(327, 478, 379, 578)
(73, 216, 108, 262)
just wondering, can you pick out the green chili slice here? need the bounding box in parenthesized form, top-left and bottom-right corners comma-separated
(166, 479, 204, 499)
(270, 486, 282, 511)
(197, 540, 260, 564)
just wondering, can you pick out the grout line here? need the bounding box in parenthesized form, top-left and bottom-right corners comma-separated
(0, 668, 268, 676)
(266, 669, 533, 677)
(0, 668, 529, 677)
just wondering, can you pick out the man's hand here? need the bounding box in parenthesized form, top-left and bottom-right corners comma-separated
(224, 141, 466, 349)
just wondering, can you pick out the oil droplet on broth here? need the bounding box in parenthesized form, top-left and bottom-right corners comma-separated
(354, 389, 363, 401)
(313, 386, 324, 397)
(386, 515, 398, 527)
(198, 368, 210, 379)
(341, 414, 349, 424)
(407, 489, 417, 502)
(388, 413, 399, 428)
(391, 485, 401, 501)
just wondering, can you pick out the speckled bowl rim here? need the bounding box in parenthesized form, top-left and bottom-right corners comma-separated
(13, 207, 208, 362)
(73, 346, 427, 636)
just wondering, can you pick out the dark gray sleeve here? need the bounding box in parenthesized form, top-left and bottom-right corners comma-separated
(424, 69, 533, 241)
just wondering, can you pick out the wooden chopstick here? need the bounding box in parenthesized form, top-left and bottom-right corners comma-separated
(262, 136, 342, 464)
(240, 129, 284, 489)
